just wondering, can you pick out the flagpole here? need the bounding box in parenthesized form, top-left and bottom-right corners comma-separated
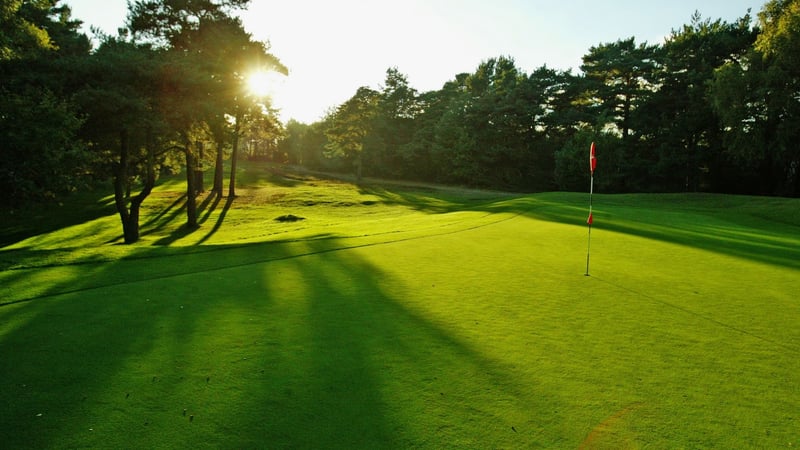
(585, 142, 596, 277)
(585, 174, 593, 276)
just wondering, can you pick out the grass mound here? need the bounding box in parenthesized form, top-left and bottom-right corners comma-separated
(1, 162, 798, 448)
(274, 214, 305, 222)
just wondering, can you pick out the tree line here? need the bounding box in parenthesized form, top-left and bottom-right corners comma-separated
(281, 2, 799, 197)
(2, 1, 799, 247)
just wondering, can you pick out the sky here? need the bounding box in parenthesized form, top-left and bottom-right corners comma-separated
(64, 0, 764, 124)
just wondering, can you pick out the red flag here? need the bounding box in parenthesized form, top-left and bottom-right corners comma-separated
(590, 142, 597, 173)
(587, 213, 593, 225)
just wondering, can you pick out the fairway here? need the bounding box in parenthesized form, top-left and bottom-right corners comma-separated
(1, 165, 798, 448)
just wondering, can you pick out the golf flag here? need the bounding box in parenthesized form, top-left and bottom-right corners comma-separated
(587, 141, 596, 226)
(586, 142, 596, 276)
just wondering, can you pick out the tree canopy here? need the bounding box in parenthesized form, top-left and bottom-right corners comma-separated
(1, 0, 284, 243)
(297, 5, 797, 197)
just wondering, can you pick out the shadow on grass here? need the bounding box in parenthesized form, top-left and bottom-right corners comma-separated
(198, 193, 221, 224)
(0, 237, 553, 448)
(361, 185, 516, 214)
(141, 193, 186, 232)
(150, 192, 232, 246)
(0, 191, 116, 248)
(238, 163, 306, 188)
(196, 196, 235, 245)
(594, 217, 800, 270)
(366, 187, 800, 271)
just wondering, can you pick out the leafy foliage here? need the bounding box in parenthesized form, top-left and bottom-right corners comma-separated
(291, 5, 798, 197)
(711, 0, 800, 195)
(0, 0, 285, 241)
(0, 86, 86, 203)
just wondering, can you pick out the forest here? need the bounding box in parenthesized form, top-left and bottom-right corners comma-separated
(2, 1, 799, 237)
(289, 2, 799, 197)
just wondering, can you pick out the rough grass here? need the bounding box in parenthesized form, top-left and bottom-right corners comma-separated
(1, 162, 798, 448)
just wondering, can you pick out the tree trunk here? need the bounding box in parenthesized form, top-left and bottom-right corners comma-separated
(228, 111, 242, 198)
(195, 141, 205, 193)
(114, 128, 156, 244)
(114, 129, 133, 242)
(185, 137, 198, 228)
(213, 140, 224, 196)
(127, 188, 151, 243)
(355, 153, 363, 183)
(127, 129, 157, 242)
(622, 90, 631, 141)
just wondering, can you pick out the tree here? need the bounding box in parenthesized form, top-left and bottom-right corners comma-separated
(425, 57, 558, 190)
(127, 0, 285, 221)
(554, 131, 623, 192)
(243, 108, 284, 161)
(1, 0, 55, 60)
(227, 70, 287, 197)
(75, 38, 167, 243)
(41, 2, 91, 56)
(128, 1, 239, 226)
(711, 0, 800, 195)
(398, 74, 470, 182)
(753, 0, 800, 195)
(580, 37, 660, 190)
(464, 57, 530, 187)
(0, 0, 90, 205)
(126, 0, 252, 48)
(280, 119, 308, 165)
(0, 84, 86, 204)
(183, 15, 286, 197)
(325, 86, 380, 182)
(756, 0, 800, 69)
(640, 12, 756, 192)
(533, 67, 596, 191)
(280, 119, 329, 170)
(581, 38, 659, 140)
(157, 49, 215, 227)
(370, 67, 420, 178)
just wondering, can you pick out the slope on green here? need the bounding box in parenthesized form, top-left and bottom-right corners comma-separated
(1, 165, 798, 448)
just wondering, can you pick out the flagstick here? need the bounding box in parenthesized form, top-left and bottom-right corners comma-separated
(585, 174, 594, 276)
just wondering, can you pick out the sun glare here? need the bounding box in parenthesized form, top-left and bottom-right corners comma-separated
(246, 70, 278, 98)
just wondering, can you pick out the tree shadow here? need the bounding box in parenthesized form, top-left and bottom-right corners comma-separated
(0, 236, 558, 448)
(141, 193, 186, 229)
(263, 167, 306, 187)
(1, 191, 116, 247)
(235, 163, 307, 188)
(197, 193, 222, 225)
(594, 216, 800, 270)
(148, 193, 223, 246)
(196, 196, 234, 245)
(151, 223, 196, 246)
(363, 187, 800, 270)
(226, 237, 565, 446)
(146, 192, 235, 246)
(360, 185, 516, 214)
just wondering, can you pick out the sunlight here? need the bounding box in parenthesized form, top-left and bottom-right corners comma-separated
(246, 70, 279, 98)
(245, 68, 326, 123)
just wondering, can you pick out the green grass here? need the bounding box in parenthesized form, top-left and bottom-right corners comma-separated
(1, 162, 799, 448)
